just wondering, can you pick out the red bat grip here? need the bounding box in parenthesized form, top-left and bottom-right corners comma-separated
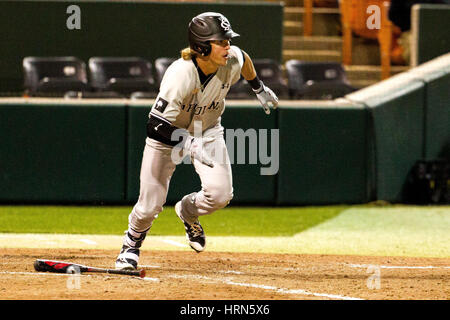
(34, 259, 80, 273)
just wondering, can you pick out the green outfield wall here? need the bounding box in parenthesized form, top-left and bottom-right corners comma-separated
(0, 100, 126, 203)
(0, 53, 449, 205)
(345, 76, 425, 203)
(344, 52, 450, 202)
(406, 54, 450, 160)
(277, 101, 372, 205)
(0, 0, 283, 94)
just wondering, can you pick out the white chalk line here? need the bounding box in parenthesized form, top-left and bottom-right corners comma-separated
(347, 263, 450, 270)
(139, 264, 161, 269)
(160, 239, 188, 248)
(78, 239, 98, 245)
(0, 271, 90, 277)
(0, 270, 159, 282)
(219, 270, 243, 275)
(141, 277, 160, 282)
(168, 274, 364, 300)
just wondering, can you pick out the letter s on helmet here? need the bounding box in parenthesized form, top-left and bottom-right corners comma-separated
(188, 12, 240, 56)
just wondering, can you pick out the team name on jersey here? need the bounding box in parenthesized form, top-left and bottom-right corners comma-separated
(181, 101, 220, 115)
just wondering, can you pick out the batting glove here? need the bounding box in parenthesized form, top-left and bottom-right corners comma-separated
(253, 82, 279, 115)
(184, 136, 215, 168)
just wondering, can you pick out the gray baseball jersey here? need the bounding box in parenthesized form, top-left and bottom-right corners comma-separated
(150, 45, 244, 134)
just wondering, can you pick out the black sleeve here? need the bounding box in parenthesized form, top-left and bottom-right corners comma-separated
(146, 113, 188, 147)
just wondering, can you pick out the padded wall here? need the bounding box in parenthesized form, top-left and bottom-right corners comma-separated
(1, 54, 448, 204)
(277, 101, 371, 205)
(407, 54, 450, 160)
(0, 100, 126, 202)
(412, 4, 450, 66)
(345, 74, 426, 202)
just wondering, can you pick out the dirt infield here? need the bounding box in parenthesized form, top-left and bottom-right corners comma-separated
(0, 248, 448, 300)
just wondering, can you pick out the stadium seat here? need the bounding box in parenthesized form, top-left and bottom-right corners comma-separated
(23, 56, 90, 97)
(64, 91, 124, 99)
(88, 57, 157, 97)
(228, 59, 289, 100)
(154, 57, 177, 87)
(130, 91, 155, 100)
(253, 59, 289, 99)
(226, 76, 252, 99)
(285, 60, 356, 100)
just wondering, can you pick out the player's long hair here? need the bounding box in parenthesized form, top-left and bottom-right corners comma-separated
(181, 47, 198, 60)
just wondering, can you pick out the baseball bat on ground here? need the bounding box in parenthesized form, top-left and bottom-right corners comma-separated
(33, 259, 146, 278)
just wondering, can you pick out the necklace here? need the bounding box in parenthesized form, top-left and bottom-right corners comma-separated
(200, 72, 215, 91)
(194, 60, 216, 91)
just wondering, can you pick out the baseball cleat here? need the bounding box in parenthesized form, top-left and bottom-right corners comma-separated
(115, 245, 139, 270)
(175, 201, 206, 252)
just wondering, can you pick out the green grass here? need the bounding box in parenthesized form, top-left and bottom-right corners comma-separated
(0, 205, 347, 236)
(288, 206, 450, 257)
(0, 206, 131, 235)
(1, 204, 449, 257)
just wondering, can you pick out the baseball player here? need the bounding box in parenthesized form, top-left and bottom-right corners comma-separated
(115, 12, 278, 270)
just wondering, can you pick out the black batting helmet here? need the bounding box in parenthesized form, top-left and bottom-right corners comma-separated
(188, 12, 240, 56)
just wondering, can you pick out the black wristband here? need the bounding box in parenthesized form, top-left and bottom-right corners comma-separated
(248, 76, 262, 91)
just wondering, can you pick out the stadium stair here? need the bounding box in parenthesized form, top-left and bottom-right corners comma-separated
(281, 0, 410, 89)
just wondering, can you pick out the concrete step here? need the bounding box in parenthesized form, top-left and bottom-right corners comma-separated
(285, 35, 411, 66)
(284, 7, 341, 36)
(284, 21, 303, 36)
(284, 6, 341, 20)
(348, 79, 379, 89)
(283, 49, 342, 63)
(283, 35, 342, 51)
(280, 0, 304, 7)
(346, 65, 410, 89)
(344, 65, 410, 82)
(282, 36, 410, 66)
